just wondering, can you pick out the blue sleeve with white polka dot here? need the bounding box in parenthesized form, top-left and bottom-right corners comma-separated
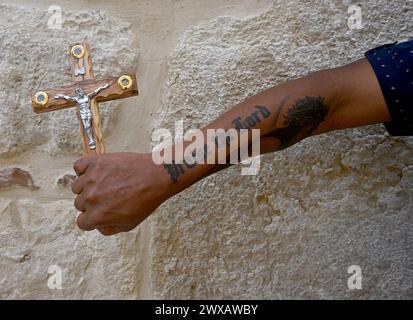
(365, 39, 413, 136)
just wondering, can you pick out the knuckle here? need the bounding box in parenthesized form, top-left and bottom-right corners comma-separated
(73, 159, 84, 174)
(88, 213, 103, 226)
(94, 156, 105, 168)
(74, 196, 84, 211)
(98, 227, 114, 236)
(76, 214, 90, 230)
(73, 159, 80, 170)
(76, 217, 84, 229)
(71, 180, 80, 194)
(85, 192, 99, 204)
(74, 197, 80, 210)
(88, 173, 99, 184)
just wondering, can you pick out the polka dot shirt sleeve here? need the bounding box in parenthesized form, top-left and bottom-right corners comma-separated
(365, 39, 413, 136)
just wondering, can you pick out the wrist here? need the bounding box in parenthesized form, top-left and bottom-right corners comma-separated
(150, 143, 214, 198)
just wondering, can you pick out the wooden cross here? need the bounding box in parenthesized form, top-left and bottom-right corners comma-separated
(31, 42, 139, 156)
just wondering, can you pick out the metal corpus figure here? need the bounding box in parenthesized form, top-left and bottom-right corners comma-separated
(55, 83, 109, 149)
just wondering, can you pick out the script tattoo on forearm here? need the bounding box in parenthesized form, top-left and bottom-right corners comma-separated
(163, 96, 329, 182)
(164, 105, 273, 183)
(164, 161, 185, 183)
(266, 96, 329, 149)
(232, 105, 271, 130)
(214, 105, 272, 149)
(164, 144, 211, 183)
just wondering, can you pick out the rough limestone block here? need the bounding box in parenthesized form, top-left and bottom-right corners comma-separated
(0, 199, 141, 299)
(0, 4, 139, 157)
(151, 0, 413, 299)
(0, 4, 142, 299)
(56, 174, 77, 188)
(0, 168, 37, 190)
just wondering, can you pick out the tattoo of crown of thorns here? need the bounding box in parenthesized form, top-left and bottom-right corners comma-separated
(266, 96, 329, 149)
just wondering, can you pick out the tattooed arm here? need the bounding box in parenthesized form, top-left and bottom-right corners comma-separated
(71, 58, 390, 235)
(163, 57, 390, 194)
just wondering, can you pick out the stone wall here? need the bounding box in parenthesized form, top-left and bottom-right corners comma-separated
(0, 3, 142, 299)
(0, 0, 412, 299)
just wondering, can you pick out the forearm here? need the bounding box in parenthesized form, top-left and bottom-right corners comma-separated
(72, 57, 391, 235)
(159, 58, 391, 197)
(71, 45, 407, 236)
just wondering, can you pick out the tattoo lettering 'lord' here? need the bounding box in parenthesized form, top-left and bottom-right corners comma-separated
(266, 96, 329, 149)
(232, 105, 271, 130)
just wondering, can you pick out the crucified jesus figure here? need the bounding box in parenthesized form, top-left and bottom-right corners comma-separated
(55, 83, 109, 150)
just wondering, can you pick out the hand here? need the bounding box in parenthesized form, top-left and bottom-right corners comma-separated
(72, 153, 172, 236)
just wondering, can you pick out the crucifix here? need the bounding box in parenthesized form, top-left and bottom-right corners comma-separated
(31, 42, 139, 156)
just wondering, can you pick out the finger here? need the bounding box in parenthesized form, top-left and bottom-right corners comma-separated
(73, 156, 96, 176)
(74, 194, 86, 212)
(77, 211, 113, 231)
(97, 225, 121, 236)
(76, 212, 95, 231)
(98, 223, 136, 236)
(71, 175, 86, 194)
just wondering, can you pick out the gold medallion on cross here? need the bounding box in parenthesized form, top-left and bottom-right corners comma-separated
(31, 42, 139, 156)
